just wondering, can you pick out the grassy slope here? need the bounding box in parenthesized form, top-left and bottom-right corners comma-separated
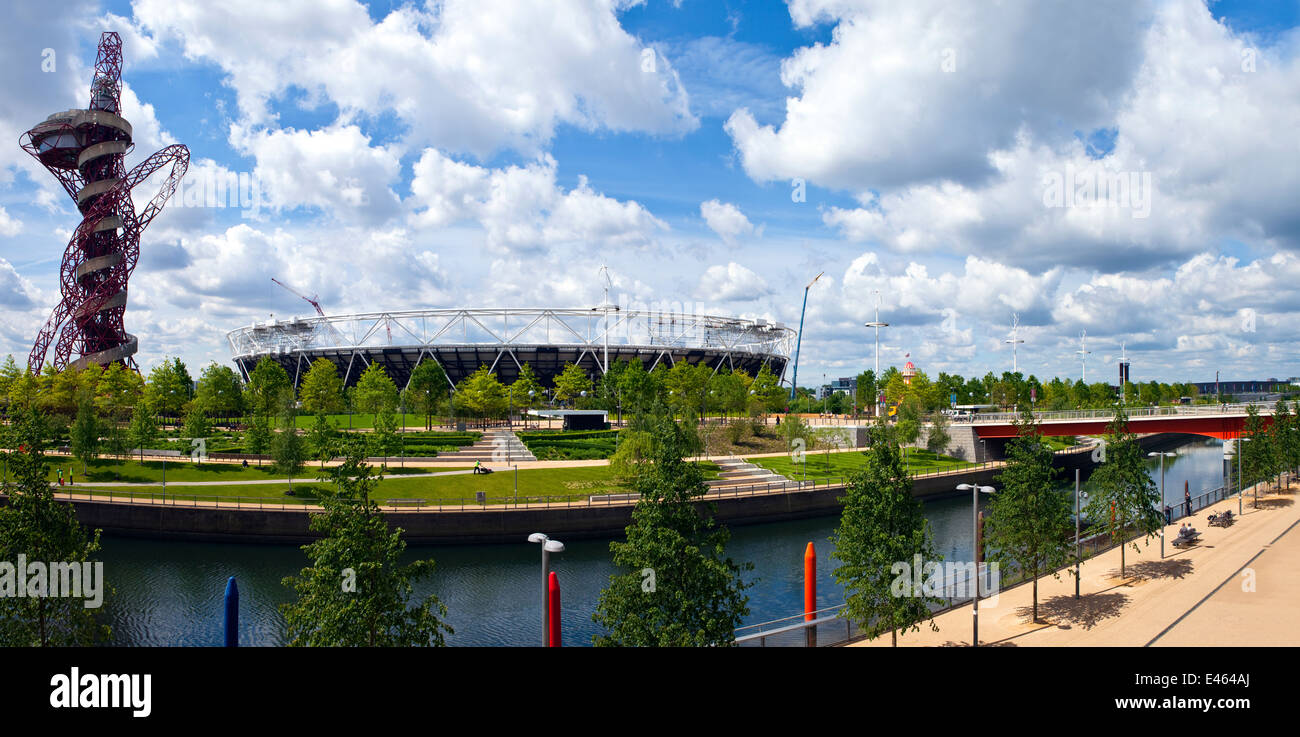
(69, 462, 721, 505)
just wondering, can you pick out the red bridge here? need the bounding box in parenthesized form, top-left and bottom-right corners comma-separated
(963, 403, 1277, 440)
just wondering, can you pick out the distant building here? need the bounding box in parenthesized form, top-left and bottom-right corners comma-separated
(817, 376, 857, 400)
(1190, 378, 1293, 401)
(902, 360, 917, 385)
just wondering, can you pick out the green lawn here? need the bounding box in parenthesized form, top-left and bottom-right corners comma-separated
(749, 448, 977, 481)
(41, 457, 468, 484)
(67, 462, 721, 506)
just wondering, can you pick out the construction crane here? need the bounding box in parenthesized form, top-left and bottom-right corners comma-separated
(271, 277, 360, 344)
(271, 277, 325, 317)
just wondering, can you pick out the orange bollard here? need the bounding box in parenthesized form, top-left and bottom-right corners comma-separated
(548, 571, 561, 647)
(804, 542, 816, 621)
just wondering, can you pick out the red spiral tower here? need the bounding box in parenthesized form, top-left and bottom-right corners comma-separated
(21, 31, 189, 372)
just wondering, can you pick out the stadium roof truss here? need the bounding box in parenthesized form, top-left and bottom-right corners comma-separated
(227, 308, 795, 389)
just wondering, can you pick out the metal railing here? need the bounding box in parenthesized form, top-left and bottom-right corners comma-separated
(960, 402, 1278, 425)
(734, 477, 1258, 647)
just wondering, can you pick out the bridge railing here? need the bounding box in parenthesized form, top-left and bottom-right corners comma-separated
(955, 401, 1278, 425)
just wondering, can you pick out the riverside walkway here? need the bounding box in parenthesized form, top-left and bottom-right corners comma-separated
(851, 478, 1300, 647)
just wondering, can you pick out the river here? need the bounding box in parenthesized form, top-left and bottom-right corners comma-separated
(95, 436, 1228, 646)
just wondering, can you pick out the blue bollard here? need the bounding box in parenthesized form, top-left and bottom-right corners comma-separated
(224, 577, 239, 647)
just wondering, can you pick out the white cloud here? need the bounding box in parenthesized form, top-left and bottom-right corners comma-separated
(132, 0, 697, 158)
(0, 207, 22, 237)
(695, 262, 771, 301)
(700, 199, 761, 243)
(409, 149, 667, 253)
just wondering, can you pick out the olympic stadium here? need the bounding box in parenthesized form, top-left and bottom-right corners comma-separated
(226, 308, 796, 388)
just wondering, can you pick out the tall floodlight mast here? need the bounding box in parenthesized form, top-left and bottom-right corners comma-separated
(1076, 330, 1091, 383)
(864, 290, 889, 376)
(593, 265, 619, 374)
(789, 272, 824, 400)
(23, 32, 189, 372)
(1004, 313, 1025, 373)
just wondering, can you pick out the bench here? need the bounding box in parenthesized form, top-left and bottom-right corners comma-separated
(1172, 533, 1201, 548)
(385, 499, 425, 507)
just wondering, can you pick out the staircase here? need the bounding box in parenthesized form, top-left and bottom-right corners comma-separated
(433, 429, 537, 464)
(706, 459, 792, 492)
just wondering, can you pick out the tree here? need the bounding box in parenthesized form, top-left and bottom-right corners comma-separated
(1241, 405, 1271, 493)
(69, 401, 101, 475)
(408, 359, 450, 430)
(1087, 407, 1162, 578)
(299, 358, 345, 414)
(306, 412, 339, 468)
(593, 412, 751, 646)
(1269, 400, 1291, 490)
(855, 369, 877, 415)
(353, 363, 399, 415)
(182, 398, 211, 444)
(271, 412, 307, 494)
(127, 401, 160, 463)
(280, 444, 452, 646)
(553, 362, 594, 407)
(926, 410, 951, 456)
(0, 406, 111, 646)
(831, 422, 942, 646)
(452, 365, 506, 423)
(370, 408, 401, 466)
(984, 406, 1071, 623)
(194, 363, 245, 423)
(749, 363, 785, 415)
(243, 357, 292, 419)
(245, 413, 272, 467)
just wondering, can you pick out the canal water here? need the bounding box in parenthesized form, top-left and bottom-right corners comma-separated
(96, 437, 1227, 646)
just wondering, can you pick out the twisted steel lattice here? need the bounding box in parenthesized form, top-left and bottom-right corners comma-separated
(20, 32, 189, 372)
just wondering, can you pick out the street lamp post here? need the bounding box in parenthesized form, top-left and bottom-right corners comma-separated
(528, 533, 565, 646)
(1148, 451, 1176, 558)
(1074, 469, 1084, 598)
(957, 483, 995, 647)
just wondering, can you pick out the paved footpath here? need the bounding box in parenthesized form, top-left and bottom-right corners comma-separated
(853, 478, 1300, 647)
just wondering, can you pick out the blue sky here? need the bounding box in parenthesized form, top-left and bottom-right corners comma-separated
(1, 0, 1298, 386)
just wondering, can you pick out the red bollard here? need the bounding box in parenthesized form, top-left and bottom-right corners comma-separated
(804, 542, 816, 621)
(548, 571, 561, 647)
(804, 542, 817, 647)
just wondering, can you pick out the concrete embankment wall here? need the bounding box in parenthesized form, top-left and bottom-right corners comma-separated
(60, 436, 1193, 545)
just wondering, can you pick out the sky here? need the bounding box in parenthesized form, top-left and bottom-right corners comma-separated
(0, 0, 1297, 387)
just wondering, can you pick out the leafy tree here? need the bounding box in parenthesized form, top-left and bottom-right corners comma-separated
(408, 359, 450, 430)
(1270, 400, 1291, 490)
(749, 363, 786, 415)
(854, 369, 877, 415)
(306, 412, 339, 468)
(1087, 407, 1162, 578)
(0, 354, 20, 412)
(452, 365, 506, 423)
(984, 407, 1071, 623)
(593, 412, 751, 646)
(243, 357, 292, 418)
(195, 362, 245, 422)
(370, 408, 401, 465)
(0, 406, 111, 646)
(926, 410, 952, 455)
(271, 412, 307, 493)
(281, 445, 452, 646)
(182, 398, 211, 443)
(831, 422, 941, 646)
(553, 362, 594, 407)
(245, 413, 272, 467)
(299, 358, 345, 414)
(1241, 405, 1271, 493)
(354, 363, 399, 415)
(127, 401, 160, 463)
(69, 401, 101, 475)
